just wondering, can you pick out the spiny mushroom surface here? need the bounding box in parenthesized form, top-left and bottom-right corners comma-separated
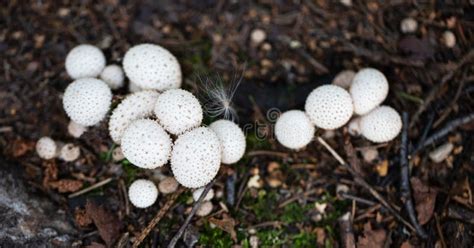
(109, 90, 160, 144)
(128, 179, 158, 208)
(360, 106, 402, 143)
(275, 110, 315, 150)
(154, 89, 203, 135)
(171, 127, 221, 188)
(65, 44, 106, 79)
(63, 78, 112, 126)
(123, 44, 182, 90)
(350, 68, 389, 115)
(121, 119, 172, 169)
(36, 136, 58, 160)
(305, 85, 353, 130)
(100, 64, 124, 90)
(209, 119, 246, 164)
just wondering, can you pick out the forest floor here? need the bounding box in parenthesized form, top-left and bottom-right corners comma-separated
(1, 1, 473, 247)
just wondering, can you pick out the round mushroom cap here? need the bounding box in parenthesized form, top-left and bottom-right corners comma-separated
(350, 68, 389, 115)
(171, 127, 221, 188)
(67, 120, 87, 138)
(274, 110, 315, 150)
(192, 187, 215, 202)
(65, 44, 106, 79)
(36, 136, 58, 160)
(121, 119, 172, 169)
(154, 89, 203, 135)
(123, 44, 182, 90)
(63, 78, 112, 126)
(332, 70, 355, 89)
(158, 177, 179, 194)
(360, 106, 402, 143)
(109, 90, 160, 144)
(347, 117, 361, 136)
(196, 201, 213, 217)
(209, 120, 246, 164)
(100, 65, 124, 90)
(305, 85, 354, 130)
(59, 143, 80, 162)
(128, 179, 158, 208)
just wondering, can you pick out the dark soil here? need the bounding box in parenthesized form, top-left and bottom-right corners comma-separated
(1, 1, 473, 247)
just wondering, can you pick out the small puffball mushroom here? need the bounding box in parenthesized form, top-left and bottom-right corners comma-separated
(350, 68, 389, 115)
(59, 143, 81, 162)
(400, 17, 418, 33)
(63, 78, 112, 126)
(250, 29, 266, 45)
(196, 201, 213, 217)
(128, 179, 158, 208)
(67, 120, 87, 138)
(305, 85, 354, 129)
(360, 106, 402, 143)
(274, 110, 315, 150)
(100, 65, 124, 90)
(123, 44, 182, 91)
(36, 136, 58, 160)
(347, 117, 361, 136)
(442, 31, 456, 48)
(109, 90, 160, 144)
(192, 187, 215, 202)
(332, 70, 355, 89)
(171, 127, 221, 188)
(121, 119, 172, 169)
(158, 177, 179, 194)
(65, 44, 106, 79)
(209, 120, 246, 164)
(128, 81, 142, 93)
(154, 89, 203, 135)
(112, 146, 125, 162)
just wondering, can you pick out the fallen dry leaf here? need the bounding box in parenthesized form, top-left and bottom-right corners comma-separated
(86, 201, 122, 247)
(11, 139, 35, 157)
(50, 179, 83, 193)
(42, 160, 58, 188)
(401, 241, 414, 248)
(208, 214, 237, 241)
(85, 242, 106, 248)
(411, 177, 437, 225)
(357, 222, 387, 248)
(74, 208, 93, 227)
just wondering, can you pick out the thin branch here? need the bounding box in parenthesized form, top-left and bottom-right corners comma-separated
(68, 177, 113, 198)
(132, 187, 185, 248)
(338, 212, 356, 248)
(167, 180, 216, 248)
(400, 112, 428, 239)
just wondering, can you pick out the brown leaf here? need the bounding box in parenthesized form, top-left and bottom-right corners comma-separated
(410, 177, 437, 225)
(86, 201, 121, 247)
(208, 214, 237, 241)
(11, 139, 35, 157)
(357, 222, 386, 248)
(42, 160, 58, 188)
(401, 241, 414, 248)
(50, 179, 83, 193)
(74, 208, 93, 227)
(85, 242, 106, 248)
(398, 36, 434, 61)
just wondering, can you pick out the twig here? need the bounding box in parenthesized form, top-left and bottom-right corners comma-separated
(167, 180, 216, 248)
(338, 212, 355, 248)
(278, 188, 318, 208)
(246, 150, 288, 157)
(68, 177, 113, 198)
(316, 136, 417, 233)
(434, 215, 447, 248)
(400, 112, 428, 239)
(340, 193, 377, 206)
(132, 187, 185, 248)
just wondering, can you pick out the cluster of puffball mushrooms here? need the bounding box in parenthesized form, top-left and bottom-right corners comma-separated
(275, 68, 402, 150)
(36, 43, 246, 211)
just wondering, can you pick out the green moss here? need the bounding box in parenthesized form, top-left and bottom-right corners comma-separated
(257, 229, 286, 247)
(291, 232, 317, 248)
(121, 160, 138, 185)
(281, 202, 312, 224)
(199, 222, 234, 247)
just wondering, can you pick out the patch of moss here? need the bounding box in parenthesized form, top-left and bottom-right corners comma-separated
(257, 229, 286, 247)
(291, 232, 317, 248)
(121, 160, 138, 185)
(281, 202, 312, 224)
(199, 222, 234, 248)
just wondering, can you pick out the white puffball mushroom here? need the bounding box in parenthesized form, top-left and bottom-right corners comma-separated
(192, 187, 215, 202)
(67, 120, 87, 138)
(196, 201, 213, 217)
(158, 177, 179, 194)
(128, 179, 159, 208)
(209, 120, 246, 164)
(121, 119, 172, 169)
(65, 44, 106, 79)
(274, 110, 315, 150)
(100, 65, 124, 90)
(123, 44, 182, 91)
(347, 117, 361, 136)
(332, 70, 355, 89)
(63, 78, 112, 126)
(360, 106, 402, 143)
(109, 90, 160, 144)
(171, 127, 221, 188)
(400, 17, 418, 33)
(305, 85, 354, 129)
(350, 68, 389, 115)
(36, 136, 58, 160)
(442, 31, 456, 48)
(59, 143, 80, 162)
(112, 146, 125, 162)
(128, 81, 143, 93)
(154, 89, 203, 135)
